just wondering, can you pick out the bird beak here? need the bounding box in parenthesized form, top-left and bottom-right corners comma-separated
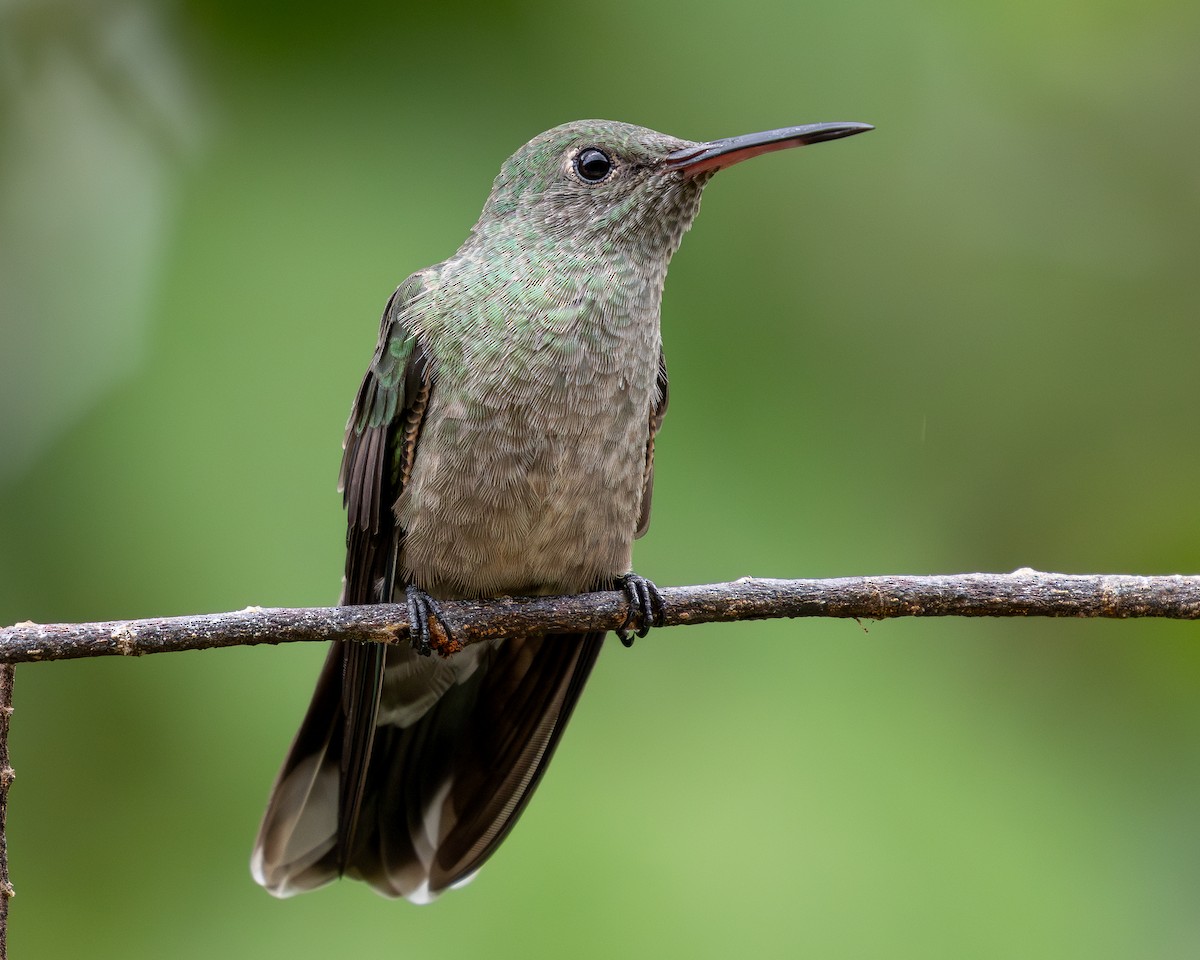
(666, 122, 874, 176)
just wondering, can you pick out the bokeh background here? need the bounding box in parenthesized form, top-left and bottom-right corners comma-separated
(2, 0, 1199, 957)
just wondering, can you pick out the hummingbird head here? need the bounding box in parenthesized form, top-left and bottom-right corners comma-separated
(474, 118, 873, 262)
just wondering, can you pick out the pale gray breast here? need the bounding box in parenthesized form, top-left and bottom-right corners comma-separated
(398, 296, 661, 599)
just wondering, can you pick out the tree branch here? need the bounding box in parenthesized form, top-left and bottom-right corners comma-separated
(3, 570, 1199, 664)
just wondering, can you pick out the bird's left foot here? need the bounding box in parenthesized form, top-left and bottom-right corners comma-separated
(615, 572, 666, 647)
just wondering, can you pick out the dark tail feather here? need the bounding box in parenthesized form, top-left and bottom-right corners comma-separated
(252, 633, 604, 901)
(250, 642, 348, 896)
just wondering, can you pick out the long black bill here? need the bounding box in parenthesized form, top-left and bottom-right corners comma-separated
(666, 121, 874, 175)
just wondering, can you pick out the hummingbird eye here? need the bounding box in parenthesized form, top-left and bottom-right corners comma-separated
(574, 148, 613, 183)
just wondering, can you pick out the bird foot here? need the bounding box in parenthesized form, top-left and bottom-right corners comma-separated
(406, 585, 453, 657)
(615, 572, 666, 647)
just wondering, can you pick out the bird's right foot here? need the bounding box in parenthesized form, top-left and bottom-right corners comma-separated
(406, 585, 452, 657)
(615, 572, 666, 647)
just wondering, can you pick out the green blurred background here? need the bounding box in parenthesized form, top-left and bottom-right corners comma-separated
(2, 0, 1199, 956)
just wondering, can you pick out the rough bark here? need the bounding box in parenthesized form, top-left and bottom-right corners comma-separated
(3, 570, 1198, 664)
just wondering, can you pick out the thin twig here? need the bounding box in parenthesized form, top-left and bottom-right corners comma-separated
(0, 665, 14, 960)
(2, 570, 1199, 664)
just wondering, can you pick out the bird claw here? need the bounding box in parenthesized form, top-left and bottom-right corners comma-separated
(406, 585, 452, 657)
(615, 573, 666, 647)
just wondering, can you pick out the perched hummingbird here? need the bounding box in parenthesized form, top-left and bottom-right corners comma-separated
(251, 117, 872, 902)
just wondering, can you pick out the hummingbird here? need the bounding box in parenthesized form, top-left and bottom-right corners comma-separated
(251, 117, 873, 903)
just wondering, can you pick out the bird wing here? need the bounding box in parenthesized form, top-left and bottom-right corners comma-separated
(635, 348, 669, 539)
(252, 272, 432, 895)
(334, 275, 433, 867)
